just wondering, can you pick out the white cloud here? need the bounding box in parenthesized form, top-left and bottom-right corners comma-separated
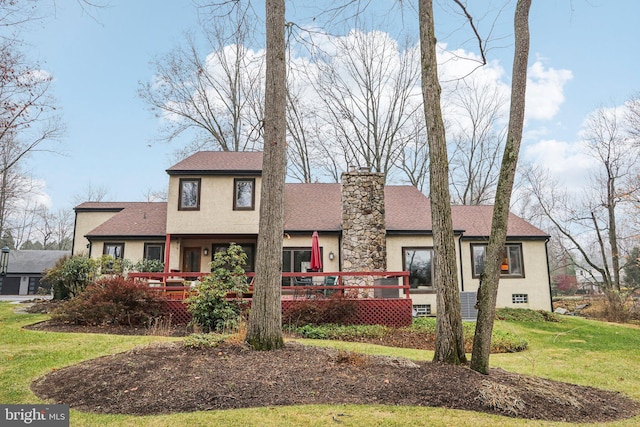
(525, 61, 573, 121)
(523, 138, 595, 190)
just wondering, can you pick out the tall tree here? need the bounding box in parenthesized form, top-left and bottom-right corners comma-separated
(471, 0, 531, 374)
(139, 3, 264, 158)
(418, 0, 466, 364)
(245, 0, 286, 351)
(312, 30, 422, 179)
(526, 106, 640, 322)
(448, 78, 506, 205)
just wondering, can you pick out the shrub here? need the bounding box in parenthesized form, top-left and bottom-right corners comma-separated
(496, 308, 560, 322)
(98, 255, 131, 275)
(282, 294, 357, 326)
(41, 255, 99, 300)
(132, 258, 164, 273)
(490, 329, 529, 353)
(186, 243, 249, 333)
(51, 276, 167, 326)
(292, 324, 390, 340)
(183, 333, 225, 349)
(291, 318, 528, 353)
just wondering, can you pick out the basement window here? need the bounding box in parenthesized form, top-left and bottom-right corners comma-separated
(413, 304, 431, 317)
(512, 294, 529, 304)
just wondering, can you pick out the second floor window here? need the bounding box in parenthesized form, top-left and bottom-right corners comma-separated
(179, 178, 200, 210)
(234, 178, 255, 210)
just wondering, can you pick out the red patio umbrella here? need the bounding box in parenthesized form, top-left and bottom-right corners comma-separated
(309, 231, 322, 271)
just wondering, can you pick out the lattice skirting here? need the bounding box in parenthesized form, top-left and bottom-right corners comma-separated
(166, 298, 412, 327)
(166, 301, 192, 325)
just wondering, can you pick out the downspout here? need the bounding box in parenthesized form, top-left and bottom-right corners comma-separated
(544, 238, 553, 311)
(458, 232, 465, 292)
(71, 211, 79, 255)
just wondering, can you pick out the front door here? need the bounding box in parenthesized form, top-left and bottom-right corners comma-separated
(182, 247, 201, 273)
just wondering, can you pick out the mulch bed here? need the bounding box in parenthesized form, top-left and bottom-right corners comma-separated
(27, 332, 639, 422)
(21, 301, 640, 422)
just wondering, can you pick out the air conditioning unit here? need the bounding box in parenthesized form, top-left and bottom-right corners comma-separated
(460, 292, 478, 320)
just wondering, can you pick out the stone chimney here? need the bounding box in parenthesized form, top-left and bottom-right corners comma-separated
(341, 168, 386, 291)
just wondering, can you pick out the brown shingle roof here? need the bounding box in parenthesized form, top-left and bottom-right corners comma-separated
(166, 151, 263, 175)
(284, 184, 343, 231)
(451, 205, 548, 238)
(77, 186, 547, 239)
(283, 183, 547, 237)
(85, 202, 167, 238)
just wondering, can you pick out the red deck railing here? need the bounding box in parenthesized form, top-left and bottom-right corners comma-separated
(129, 271, 413, 326)
(129, 270, 411, 301)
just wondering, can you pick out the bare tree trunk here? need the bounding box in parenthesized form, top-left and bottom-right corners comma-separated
(471, 0, 531, 374)
(245, 0, 286, 351)
(418, 0, 466, 365)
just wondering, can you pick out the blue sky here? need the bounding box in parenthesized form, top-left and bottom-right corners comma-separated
(20, 1, 640, 211)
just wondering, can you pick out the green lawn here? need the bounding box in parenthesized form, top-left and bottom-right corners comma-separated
(2, 301, 639, 426)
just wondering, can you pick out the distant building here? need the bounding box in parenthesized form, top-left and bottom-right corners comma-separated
(575, 268, 603, 294)
(0, 250, 70, 295)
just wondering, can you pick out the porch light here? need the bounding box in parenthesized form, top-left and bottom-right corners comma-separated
(0, 246, 9, 276)
(203, 248, 209, 256)
(328, 251, 335, 261)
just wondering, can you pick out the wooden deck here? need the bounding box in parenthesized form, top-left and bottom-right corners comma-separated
(132, 271, 413, 327)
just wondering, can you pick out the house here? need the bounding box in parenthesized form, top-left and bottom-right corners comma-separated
(72, 151, 553, 315)
(0, 250, 70, 295)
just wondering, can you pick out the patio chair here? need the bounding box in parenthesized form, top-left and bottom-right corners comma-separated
(323, 276, 338, 297)
(292, 276, 313, 299)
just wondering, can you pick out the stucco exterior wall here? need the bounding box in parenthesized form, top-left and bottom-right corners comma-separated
(283, 234, 341, 273)
(386, 235, 552, 313)
(166, 175, 261, 235)
(386, 234, 450, 311)
(73, 211, 121, 256)
(459, 239, 552, 311)
(166, 236, 258, 273)
(90, 240, 164, 264)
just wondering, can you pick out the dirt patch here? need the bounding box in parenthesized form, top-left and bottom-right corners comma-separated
(30, 340, 639, 422)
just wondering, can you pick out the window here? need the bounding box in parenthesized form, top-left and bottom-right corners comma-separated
(212, 243, 255, 272)
(471, 243, 524, 278)
(144, 243, 165, 261)
(28, 277, 39, 295)
(512, 293, 529, 304)
(403, 247, 433, 289)
(282, 247, 311, 286)
(179, 178, 200, 210)
(103, 243, 124, 259)
(103, 243, 124, 272)
(234, 178, 255, 210)
(413, 304, 431, 317)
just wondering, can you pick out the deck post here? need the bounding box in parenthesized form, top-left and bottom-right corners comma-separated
(164, 234, 171, 274)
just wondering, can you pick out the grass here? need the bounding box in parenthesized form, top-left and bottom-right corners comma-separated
(2, 301, 640, 426)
